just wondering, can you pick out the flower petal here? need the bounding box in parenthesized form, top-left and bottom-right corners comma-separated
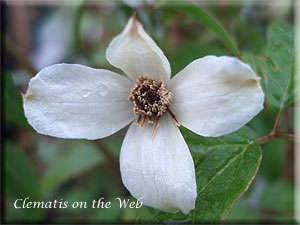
(168, 56, 264, 137)
(23, 63, 134, 140)
(106, 15, 171, 83)
(120, 114, 197, 214)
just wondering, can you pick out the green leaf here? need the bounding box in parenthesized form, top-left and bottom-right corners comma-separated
(243, 20, 295, 113)
(3, 70, 31, 129)
(164, 1, 240, 57)
(41, 140, 103, 194)
(248, 110, 276, 136)
(4, 141, 45, 222)
(259, 139, 285, 181)
(169, 43, 227, 76)
(259, 179, 294, 212)
(4, 141, 41, 200)
(137, 126, 262, 223)
(260, 179, 295, 223)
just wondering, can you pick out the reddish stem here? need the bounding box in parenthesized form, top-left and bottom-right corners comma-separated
(257, 132, 299, 145)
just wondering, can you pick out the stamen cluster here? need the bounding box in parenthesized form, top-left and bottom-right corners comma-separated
(128, 76, 173, 128)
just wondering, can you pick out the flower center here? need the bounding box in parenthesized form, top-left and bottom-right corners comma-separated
(128, 76, 180, 136)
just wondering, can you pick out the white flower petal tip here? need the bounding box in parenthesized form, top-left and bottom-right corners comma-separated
(120, 114, 197, 214)
(106, 14, 171, 83)
(168, 55, 265, 137)
(23, 63, 134, 140)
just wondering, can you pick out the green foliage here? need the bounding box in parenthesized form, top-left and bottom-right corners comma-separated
(3, 70, 31, 129)
(84, 169, 125, 196)
(88, 198, 123, 223)
(227, 200, 259, 223)
(4, 141, 41, 201)
(165, 1, 240, 57)
(259, 139, 286, 181)
(244, 20, 295, 113)
(4, 141, 45, 221)
(228, 178, 294, 223)
(137, 127, 262, 223)
(41, 140, 103, 194)
(60, 187, 92, 213)
(169, 43, 227, 76)
(248, 110, 276, 136)
(232, 17, 265, 53)
(259, 179, 294, 212)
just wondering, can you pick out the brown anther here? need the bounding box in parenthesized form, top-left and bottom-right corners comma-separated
(128, 76, 179, 137)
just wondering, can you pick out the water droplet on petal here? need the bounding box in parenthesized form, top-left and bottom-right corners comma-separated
(81, 89, 90, 98)
(97, 84, 108, 97)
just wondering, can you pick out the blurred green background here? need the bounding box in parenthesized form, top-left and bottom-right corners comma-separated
(2, 0, 295, 223)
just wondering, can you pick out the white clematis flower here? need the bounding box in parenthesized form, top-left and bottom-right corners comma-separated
(23, 15, 264, 214)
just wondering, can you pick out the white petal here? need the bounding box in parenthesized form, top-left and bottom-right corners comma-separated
(120, 114, 196, 214)
(106, 15, 171, 83)
(168, 56, 264, 137)
(23, 63, 134, 140)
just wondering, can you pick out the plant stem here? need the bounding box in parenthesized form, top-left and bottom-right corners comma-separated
(256, 107, 299, 145)
(257, 132, 299, 145)
(73, 4, 96, 66)
(4, 33, 37, 75)
(272, 110, 282, 131)
(274, 132, 300, 141)
(94, 140, 120, 177)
